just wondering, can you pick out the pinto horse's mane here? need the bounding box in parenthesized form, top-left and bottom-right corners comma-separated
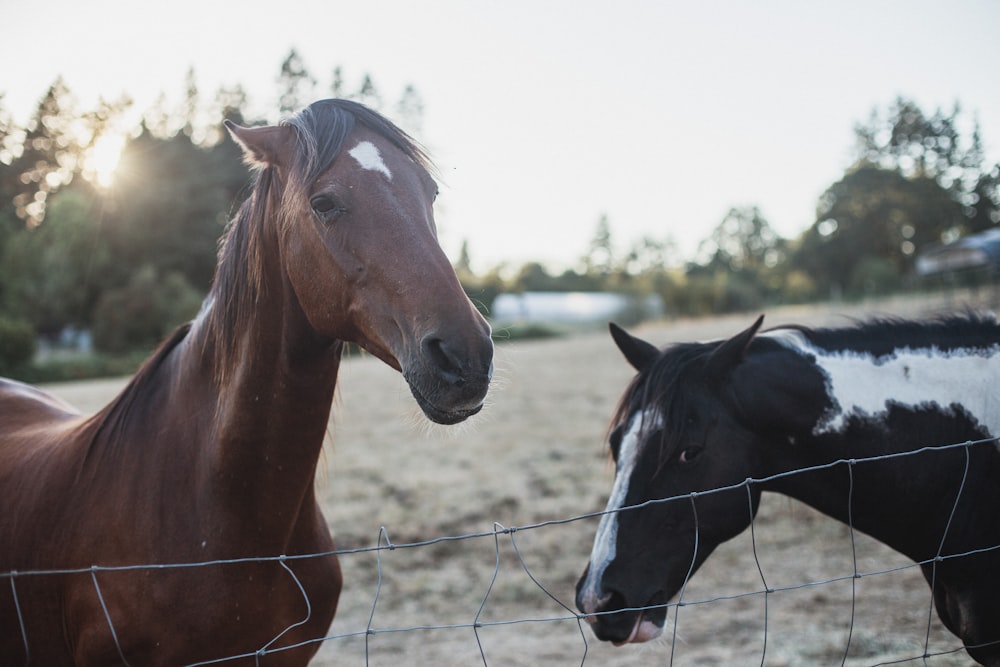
(204, 99, 431, 381)
(611, 312, 1000, 467)
(609, 341, 710, 468)
(785, 311, 1000, 357)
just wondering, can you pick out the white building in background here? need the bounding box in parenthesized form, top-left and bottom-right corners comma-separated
(491, 291, 662, 326)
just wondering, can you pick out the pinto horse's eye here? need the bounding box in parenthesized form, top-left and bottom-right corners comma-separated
(678, 447, 702, 464)
(310, 195, 346, 220)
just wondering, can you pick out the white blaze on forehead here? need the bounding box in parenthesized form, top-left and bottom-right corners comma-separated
(765, 329, 1000, 440)
(579, 408, 662, 612)
(348, 141, 392, 180)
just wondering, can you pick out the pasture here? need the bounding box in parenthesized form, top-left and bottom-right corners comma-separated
(45, 297, 985, 665)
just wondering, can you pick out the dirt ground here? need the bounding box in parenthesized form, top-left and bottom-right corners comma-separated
(46, 295, 989, 666)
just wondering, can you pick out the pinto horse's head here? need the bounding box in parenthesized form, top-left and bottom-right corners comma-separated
(226, 100, 492, 424)
(575, 316, 776, 645)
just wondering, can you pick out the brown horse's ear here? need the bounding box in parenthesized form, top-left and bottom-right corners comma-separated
(610, 322, 660, 372)
(705, 314, 765, 377)
(225, 120, 293, 169)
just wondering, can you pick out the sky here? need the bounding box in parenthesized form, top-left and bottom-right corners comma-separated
(2, 0, 999, 273)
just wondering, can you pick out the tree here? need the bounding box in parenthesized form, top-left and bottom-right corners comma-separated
(355, 74, 383, 111)
(795, 166, 963, 295)
(853, 96, 999, 237)
(11, 79, 79, 226)
(395, 85, 425, 134)
(277, 49, 317, 114)
(0, 184, 111, 334)
(582, 214, 614, 277)
(91, 264, 202, 353)
(697, 206, 784, 275)
(623, 235, 679, 275)
(104, 127, 246, 292)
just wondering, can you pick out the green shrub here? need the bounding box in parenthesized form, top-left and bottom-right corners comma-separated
(0, 317, 37, 375)
(92, 266, 203, 354)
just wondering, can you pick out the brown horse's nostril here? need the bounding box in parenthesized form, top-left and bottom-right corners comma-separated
(422, 336, 465, 386)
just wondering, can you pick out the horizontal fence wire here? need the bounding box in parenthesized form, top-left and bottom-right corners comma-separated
(4, 436, 1000, 665)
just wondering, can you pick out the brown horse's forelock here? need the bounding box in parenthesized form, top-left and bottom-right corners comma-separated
(205, 100, 431, 383)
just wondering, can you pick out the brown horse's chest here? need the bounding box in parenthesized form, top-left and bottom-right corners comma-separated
(60, 548, 341, 666)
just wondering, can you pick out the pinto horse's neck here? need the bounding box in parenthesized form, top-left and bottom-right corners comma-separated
(752, 334, 1000, 564)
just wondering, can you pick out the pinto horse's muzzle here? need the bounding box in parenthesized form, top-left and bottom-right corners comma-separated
(575, 566, 667, 645)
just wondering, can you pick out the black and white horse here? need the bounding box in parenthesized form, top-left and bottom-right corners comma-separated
(576, 314, 1000, 665)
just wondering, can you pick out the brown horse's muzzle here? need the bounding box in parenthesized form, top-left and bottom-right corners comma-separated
(403, 330, 493, 425)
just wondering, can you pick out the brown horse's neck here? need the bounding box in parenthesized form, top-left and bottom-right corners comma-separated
(144, 173, 342, 551)
(181, 276, 343, 550)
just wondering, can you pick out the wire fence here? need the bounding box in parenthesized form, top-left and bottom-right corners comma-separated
(5, 437, 1000, 666)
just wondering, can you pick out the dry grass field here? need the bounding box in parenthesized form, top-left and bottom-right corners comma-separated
(45, 295, 990, 666)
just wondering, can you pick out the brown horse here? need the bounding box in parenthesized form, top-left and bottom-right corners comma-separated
(0, 99, 494, 666)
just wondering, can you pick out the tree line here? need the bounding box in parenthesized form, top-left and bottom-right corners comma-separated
(460, 97, 1000, 319)
(0, 57, 998, 378)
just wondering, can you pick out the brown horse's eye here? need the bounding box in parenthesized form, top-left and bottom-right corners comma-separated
(310, 195, 345, 220)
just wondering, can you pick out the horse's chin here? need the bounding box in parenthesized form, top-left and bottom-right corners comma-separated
(614, 613, 663, 646)
(407, 384, 484, 425)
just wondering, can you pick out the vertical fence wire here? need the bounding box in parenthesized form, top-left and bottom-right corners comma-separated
(840, 459, 858, 666)
(923, 443, 972, 663)
(745, 481, 769, 667)
(90, 566, 131, 667)
(9, 575, 28, 666)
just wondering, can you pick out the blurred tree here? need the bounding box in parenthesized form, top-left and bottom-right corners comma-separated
(105, 127, 246, 291)
(201, 84, 250, 145)
(853, 96, 999, 236)
(794, 166, 963, 295)
(513, 261, 558, 292)
(0, 94, 20, 266)
(181, 67, 200, 138)
(454, 239, 473, 279)
(0, 315, 35, 375)
(582, 214, 614, 277)
(697, 206, 785, 275)
(278, 49, 317, 114)
(330, 66, 345, 98)
(11, 79, 78, 226)
(623, 235, 679, 275)
(91, 264, 202, 353)
(355, 74, 383, 111)
(0, 184, 111, 335)
(395, 85, 425, 135)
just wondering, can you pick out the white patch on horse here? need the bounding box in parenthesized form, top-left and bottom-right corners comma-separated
(579, 408, 662, 612)
(766, 329, 1000, 442)
(348, 141, 392, 180)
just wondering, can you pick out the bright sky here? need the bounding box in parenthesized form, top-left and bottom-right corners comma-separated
(3, 0, 999, 273)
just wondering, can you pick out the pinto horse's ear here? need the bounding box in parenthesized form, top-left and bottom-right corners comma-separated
(610, 322, 660, 372)
(225, 120, 294, 169)
(705, 314, 765, 377)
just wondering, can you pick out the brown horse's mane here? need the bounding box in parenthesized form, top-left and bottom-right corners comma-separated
(204, 99, 432, 382)
(83, 323, 192, 463)
(82, 101, 431, 460)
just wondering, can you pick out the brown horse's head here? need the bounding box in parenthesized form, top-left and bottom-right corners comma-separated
(225, 100, 492, 424)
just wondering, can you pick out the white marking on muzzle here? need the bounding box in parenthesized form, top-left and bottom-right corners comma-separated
(579, 408, 661, 614)
(348, 141, 392, 180)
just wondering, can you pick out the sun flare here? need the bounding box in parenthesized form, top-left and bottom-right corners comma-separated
(85, 132, 126, 188)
